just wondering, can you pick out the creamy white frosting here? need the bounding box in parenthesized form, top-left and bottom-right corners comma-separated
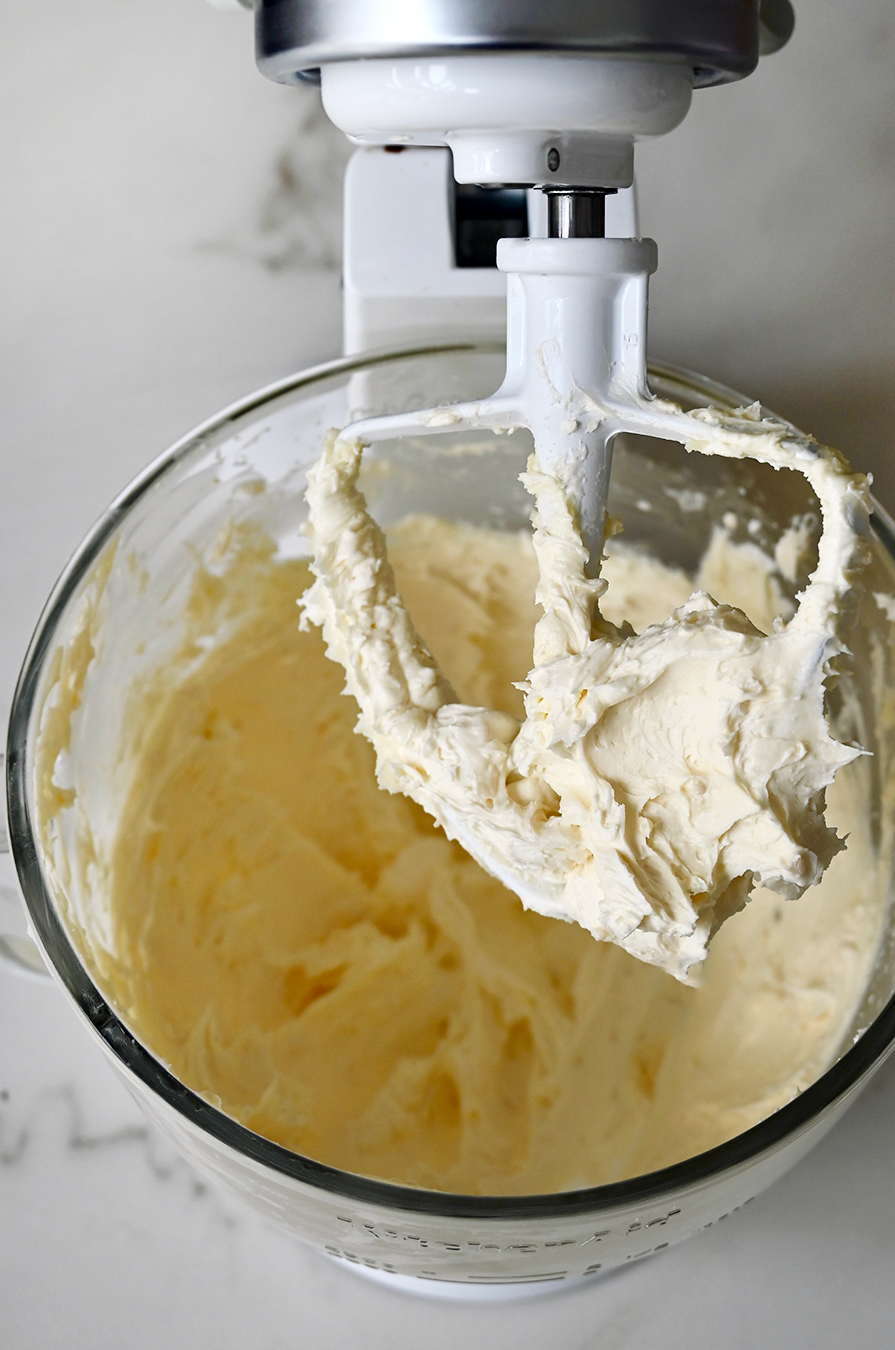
(302, 405, 871, 983)
(49, 522, 881, 1195)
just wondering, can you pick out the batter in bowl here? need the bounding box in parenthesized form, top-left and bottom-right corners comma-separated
(96, 515, 885, 1195)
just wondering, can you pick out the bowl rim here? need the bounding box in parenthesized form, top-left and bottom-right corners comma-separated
(8, 343, 895, 1222)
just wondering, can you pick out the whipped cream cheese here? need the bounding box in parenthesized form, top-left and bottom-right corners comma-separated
(90, 518, 884, 1195)
(303, 406, 871, 982)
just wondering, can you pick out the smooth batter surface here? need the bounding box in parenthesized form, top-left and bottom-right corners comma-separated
(102, 517, 884, 1195)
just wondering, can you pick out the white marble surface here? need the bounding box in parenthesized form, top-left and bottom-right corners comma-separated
(2, 2, 895, 1345)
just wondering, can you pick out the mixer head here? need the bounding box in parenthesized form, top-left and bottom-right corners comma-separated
(250, 1, 795, 568)
(251, 0, 795, 373)
(255, 0, 794, 190)
(246, 2, 795, 371)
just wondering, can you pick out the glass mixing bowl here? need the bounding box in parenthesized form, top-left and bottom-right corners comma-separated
(7, 344, 895, 1297)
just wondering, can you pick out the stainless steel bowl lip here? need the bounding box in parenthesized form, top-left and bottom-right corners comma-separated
(7, 343, 895, 1223)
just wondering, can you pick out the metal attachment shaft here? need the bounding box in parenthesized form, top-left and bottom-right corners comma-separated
(543, 189, 617, 239)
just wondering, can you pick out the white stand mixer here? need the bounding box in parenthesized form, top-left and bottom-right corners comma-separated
(5, 0, 895, 1301)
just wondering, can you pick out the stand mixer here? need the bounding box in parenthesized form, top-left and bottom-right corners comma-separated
(9, 0, 895, 1302)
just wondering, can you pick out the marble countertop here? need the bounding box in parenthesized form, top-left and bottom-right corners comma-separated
(3, 3, 895, 1345)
